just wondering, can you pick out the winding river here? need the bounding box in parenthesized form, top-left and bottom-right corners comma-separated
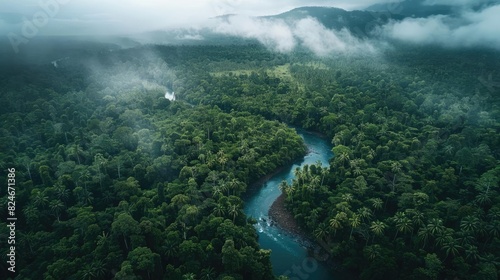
(244, 129, 337, 279)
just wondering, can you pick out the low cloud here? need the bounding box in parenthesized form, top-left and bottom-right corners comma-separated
(212, 16, 376, 56)
(422, 0, 495, 6)
(379, 4, 500, 49)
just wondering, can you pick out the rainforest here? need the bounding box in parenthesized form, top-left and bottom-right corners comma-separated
(1, 1, 500, 280)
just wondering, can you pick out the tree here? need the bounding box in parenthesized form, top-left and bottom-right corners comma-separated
(313, 223, 330, 242)
(49, 199, 65, 222)
(222, 240, 241, 272)
(364, 244, 382, 261)
(460, 216, 480, 234)
(370, 220, 386, 242)
(394, 215, 413, 240)
(112, 213, 140, 251)
(370, 198, 383, 213)
(199, 267, 216, 280)
(349, 213, 361, 239)
(442, 239, 462, 259)
(228, 203, 240, 223)
(128, 247, 159, 279)
(427, 218, 445, 236)
(418, 226, 432, 249)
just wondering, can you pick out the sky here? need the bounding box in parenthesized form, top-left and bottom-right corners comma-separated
(1, 0, 499, 54)
(0, 0, 401, 36)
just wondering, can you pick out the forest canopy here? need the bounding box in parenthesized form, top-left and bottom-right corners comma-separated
(0, 36, 499, 280)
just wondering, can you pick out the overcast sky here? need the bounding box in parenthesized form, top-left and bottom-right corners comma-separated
(2, 0, 499, 53)
(0, 0, 404, 36)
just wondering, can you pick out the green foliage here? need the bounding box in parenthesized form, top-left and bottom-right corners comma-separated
(1, 40, 499, 280)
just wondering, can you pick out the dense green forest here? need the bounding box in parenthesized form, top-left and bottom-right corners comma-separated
(0, 45, 306, 279)
(1, 41, 499, 279)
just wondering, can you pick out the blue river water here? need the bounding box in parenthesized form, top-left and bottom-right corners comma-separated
(244, 129, 336, 279)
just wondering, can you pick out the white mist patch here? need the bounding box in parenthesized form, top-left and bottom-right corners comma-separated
(211, 15, 377, 56)
(214, 16, 296, 52)
(379, 4, 500, 49)
(165, 91, 176, 101)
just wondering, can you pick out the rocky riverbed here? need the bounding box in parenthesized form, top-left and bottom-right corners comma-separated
(268, 193, 304, 236)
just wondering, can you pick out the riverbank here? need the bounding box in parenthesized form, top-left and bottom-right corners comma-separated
(268, 193, 304, 236)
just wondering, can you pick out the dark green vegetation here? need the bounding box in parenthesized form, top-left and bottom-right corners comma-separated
(175, 45, 500, 278)
(0, 45, 306, 279)
(0, 39, 499, 280)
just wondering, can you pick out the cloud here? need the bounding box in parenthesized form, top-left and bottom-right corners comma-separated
(422, 0, 495, 6)
(0, 0, 405, 36)
(213, 16, 296, 52)
(212, 15, 376, 56)
(379, 4, 500, 49)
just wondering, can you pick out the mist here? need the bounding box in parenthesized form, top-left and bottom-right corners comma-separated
(379, 4, 500, 49)
(211, 15, 377, 56)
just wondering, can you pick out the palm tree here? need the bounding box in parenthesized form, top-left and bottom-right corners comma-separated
(92, 260, 107, 279)
(364, 244, 382, 261)
(32, 190, 49, 210)
(313, 223, 330, 242)
(349, 214, 361, 239)
(370, 198, 383, 213)
(434, 230, 452, 248)
(200, 267, 216, 280)
(80, 190, 94, 206)
(357, 207, 372, 222)
(464, 245, 480, 262)
(474, 191, 491, 207)
(228, 203, 239, 223)
(390, 161, 402, 191)
(480, 253, 500, 267)
(320, 167, 329, 186)
(487, 220, 500, 239)
(339, 152, 350, 166)
(418, 226, 432, 249)
(50, 199, 65, 222)
(162, 240, 178, 259)
(329, 217, 342, 237)
(442, 240, 462, 259)
(341, 193, 353, 203)
(212, 186, 223, 198)
(94, 153, 107, 188)
(370, 220, 386, 243)
(72, 143, 83, 164)
(80, 264, 96, 280)
(460, 216, 480, 233)
(310, 176, 320, 192)
(294, 167, 303, 187)
(19, 231, 35, 255)
(456, 230, 475, 246)
(212, 203, 226, 217)
(183, 273, 196, 280)
(394, 216, 413, 241)
(278, 180, 288, 193)
(427, 218, 445, 235)
(406, 209, 425, 228)
(79, 169, 91, 189)
(55, 185, 70, 203)
(97, 231, 109, 247)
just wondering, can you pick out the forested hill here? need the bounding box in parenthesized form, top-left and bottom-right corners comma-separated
(365, 0, 499, 17)
(262, 6, 404, 36)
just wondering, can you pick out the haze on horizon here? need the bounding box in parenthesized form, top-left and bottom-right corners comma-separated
(1, 0, 500, 55)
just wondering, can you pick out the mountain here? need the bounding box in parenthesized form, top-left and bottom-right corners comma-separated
(365, 0, 499, 17)
(262, 6, 404, 36)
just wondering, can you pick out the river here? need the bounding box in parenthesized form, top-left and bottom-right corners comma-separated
(244, 129, 336, 279)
